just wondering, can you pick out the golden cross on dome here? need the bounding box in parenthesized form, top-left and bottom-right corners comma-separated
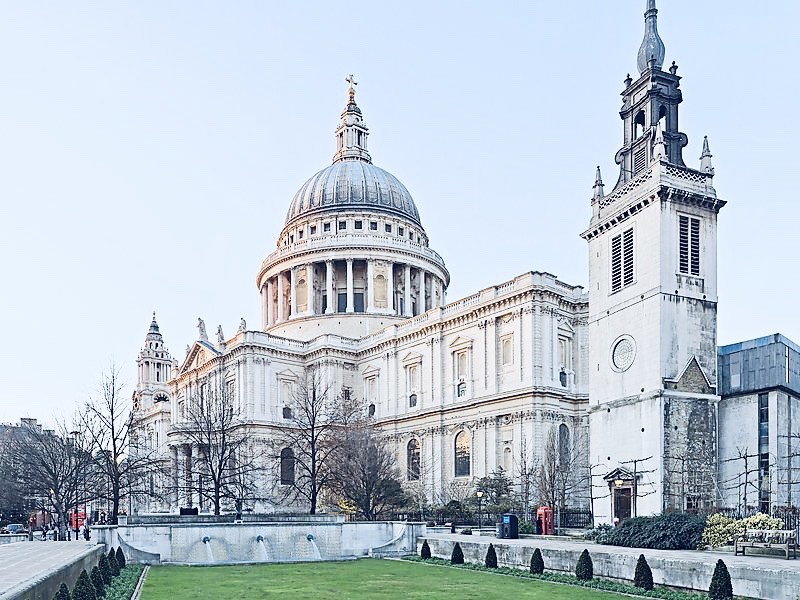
(346, 74, 358, 90)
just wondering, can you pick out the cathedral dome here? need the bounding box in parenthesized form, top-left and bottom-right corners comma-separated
(285, 161, 420, 227)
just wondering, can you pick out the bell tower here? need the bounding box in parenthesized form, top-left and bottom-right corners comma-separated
(582, 0, 726, 522)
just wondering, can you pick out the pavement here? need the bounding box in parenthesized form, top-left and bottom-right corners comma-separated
(0, 540, 97, 599)
(424, 532, 800, 573)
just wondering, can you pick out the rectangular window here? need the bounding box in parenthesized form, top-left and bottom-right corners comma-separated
(354, 293, 365, 312)
(310, 225, 317, 235)
(337, 293, 347, 312)
(611, 227, 635, 292)
(369, 221, 378, 231)
(679, 215, 701, 276)
(323, 222, 331, 232)
(298, 230, 303, 239)
(385, 224, 392, 233)
(338, 221, 346, 230)
(354, 220, 362, 230)
(398, 226, 404, 236)
(501, 336, 513, 366)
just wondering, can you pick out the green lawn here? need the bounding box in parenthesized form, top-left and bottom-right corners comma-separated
(140, 559, 627, 599)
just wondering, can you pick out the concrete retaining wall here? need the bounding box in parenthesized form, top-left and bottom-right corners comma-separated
(0, 534, 28, 546)
(420, 537, 800, 600)
(4, 545, 105, 600)
(95, 520, 425, 564)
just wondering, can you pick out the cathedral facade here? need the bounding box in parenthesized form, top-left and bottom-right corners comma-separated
(133, 1, 789, 523)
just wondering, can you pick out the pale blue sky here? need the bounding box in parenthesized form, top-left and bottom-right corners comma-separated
(1, 1, 798, 424)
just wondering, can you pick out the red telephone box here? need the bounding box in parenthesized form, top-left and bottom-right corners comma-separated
(536, 506, 554, 535)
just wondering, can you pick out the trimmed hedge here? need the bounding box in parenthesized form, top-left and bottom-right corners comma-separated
(575, 549, 593, 581)
(99, 554, 113, 585)
(403, 556, 706, 599)
(90, 565, 106, 598)
(709, 559, 733, 600)
(485, 544, 497, 568)
(420, 539, 431, 559)
(634, 554, 654, 590)
(53, 582, 70, 600)
(450, 542, 464, 564)
(605, 513, 706, 550)
(72, 570, 97, 600)
(108, 549, 121, 577)
(530, 548, 544, 575)
(115, 547, 127, 570)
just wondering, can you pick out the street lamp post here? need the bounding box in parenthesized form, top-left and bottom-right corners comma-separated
(476, 490, 484, 530)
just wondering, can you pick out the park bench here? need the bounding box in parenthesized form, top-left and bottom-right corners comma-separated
(734, 528, 798, 559)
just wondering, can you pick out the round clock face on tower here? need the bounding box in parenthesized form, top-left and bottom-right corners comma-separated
(611, 335, 636, 372)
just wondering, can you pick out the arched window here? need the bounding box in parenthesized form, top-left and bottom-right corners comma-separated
(634, 110, 646, 139)
(368, 403, 375, 417)
(454, 431, 471, 477)
(407, 439, 420, 481)
(457, 381, 467, 397)
(558, 424, 571, 465)
(280, 448, 295, 485)
(658, 105, 668, 128)
(283, 406, 292, 419)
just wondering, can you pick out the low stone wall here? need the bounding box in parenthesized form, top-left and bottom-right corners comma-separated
(95, 520, 425, 564)
(4, 544, 105, 600)
(0, 534, 28, 545)
(420, 536, 800, 600)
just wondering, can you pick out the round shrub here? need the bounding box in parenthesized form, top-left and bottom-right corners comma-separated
(115, 547, 126, 569)
(420, 539, 431, 559)
(634, 554, 653, 590)
(450, 542, 464, 565)
(709, 559, 733, 600)
(98, 555, 112, 585)
(530, 548, 544, 575)
(575, 549, 593, 581)
(460, 528, 472, 535)
(72, 569, 97, 600)
(485, 543, 498, 568)
(107, 549, 120, 577)
(53, 582, 70, 600)
(90, 565, 105, 598)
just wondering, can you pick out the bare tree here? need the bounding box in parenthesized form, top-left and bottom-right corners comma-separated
(81, 368, 167, 523)
(536, 424, 588, 511)
(5, 419, 99, 539)
(270, 365, 358, 514)
(328, 418, 407, 520)
(174, 370, 262, 515)
(515, 435, 540, 520)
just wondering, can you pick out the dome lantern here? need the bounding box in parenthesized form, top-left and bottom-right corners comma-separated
(333, 75, 371, 164)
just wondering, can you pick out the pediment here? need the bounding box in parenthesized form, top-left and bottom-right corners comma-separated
(362, 365, 380, 377)
(663, 356, 715, 395)
(276, 368, 299, 381)
(558, 320, 575, 334)
(401, 351, 423, 366)
(449, 336, 474, 350)
(180, 341, 220, 374)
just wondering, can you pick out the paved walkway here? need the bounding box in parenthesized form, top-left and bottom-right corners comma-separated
(0, 541, 97, 599)
(426, 532, 800, 573)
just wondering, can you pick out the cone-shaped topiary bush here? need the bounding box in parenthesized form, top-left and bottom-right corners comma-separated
(420, 539, 431, 559)
(575, 549, 594, 581)
(115, 547, 126, 569)
(107, 549, 120, 577)
(71, 569, 97, 600)
(53, 582, 70, 600)
(90, 566, 105, 598)
(98, 554, 112, 585)
(450, 542, 464, 564)
(485, 543, 498, 568)
(709, 559, 733, 600)
(530, 548, 544, 575)
(634, 554, 653, 590)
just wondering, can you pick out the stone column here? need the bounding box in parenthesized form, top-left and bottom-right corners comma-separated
(289, 267, 297, 318)
(404, 264, 412, 317)
(325, 261, 334, 314)
(346, 259, 354, 313)
(387, 263, 395, 314)
(366, 260, 375, 312)
(267, 278, 274, 327)
(418, 269, 426, 313)
(277, 273, 284, 323)
(171, 446, 179, 508)
(306, 264, 314, 315)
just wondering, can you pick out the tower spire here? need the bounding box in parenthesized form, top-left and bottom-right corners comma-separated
(637, 0, 665, 74)
(700, 136, 715, 175)
(333, 74, 371, 164)
(592, 166, 605, 201)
